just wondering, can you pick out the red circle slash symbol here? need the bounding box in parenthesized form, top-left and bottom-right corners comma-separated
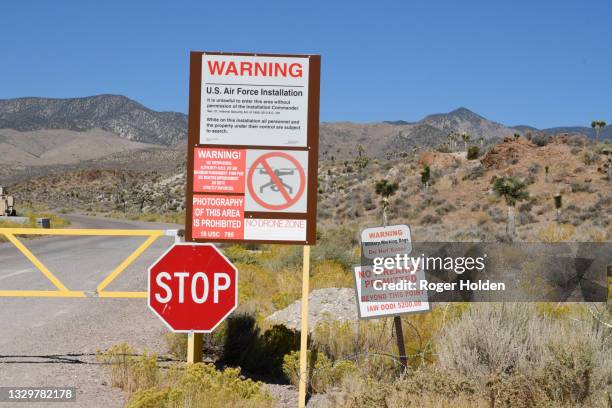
(247, 152, 306, 211)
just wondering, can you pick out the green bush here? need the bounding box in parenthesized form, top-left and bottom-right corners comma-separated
(282, 350, 358, 394)
(466, 145, 480, 160)
(164, 333, 187, 360)
(96, 344, 158, 393)
(126, 363, 273, 408)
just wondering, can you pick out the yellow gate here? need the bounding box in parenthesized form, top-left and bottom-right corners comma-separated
(0, 228, 179, 298)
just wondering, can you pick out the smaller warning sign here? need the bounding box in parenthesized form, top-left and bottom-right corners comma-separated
(192, 195, 244, 240)
(245, 150, 308, 212)
(193, 148, 246, 193)
(355, 224, 429, 319)
(361, 225, 412, 260)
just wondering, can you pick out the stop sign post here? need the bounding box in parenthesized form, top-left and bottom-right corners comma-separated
(148, 243, 237, 333)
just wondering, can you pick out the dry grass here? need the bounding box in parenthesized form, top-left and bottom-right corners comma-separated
(538, 223, 576, 242)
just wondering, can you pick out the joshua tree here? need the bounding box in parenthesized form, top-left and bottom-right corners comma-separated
(513, 133, 521, 141)
(461, 132, 471, 150)
(412, 146, 418, 158)
(354, 144, 369, 169)
(448, 132, 459, 150)
(554, 193, 563, 224)
(492, 176, 529, 240)
(478, 137, 485, 148)
(421, 164, 431, 195)
(591, 120, 607, 142)
(375, 179, 399, 226)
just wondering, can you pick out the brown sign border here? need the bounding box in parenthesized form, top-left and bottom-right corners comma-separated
(185, 51, 320, 245)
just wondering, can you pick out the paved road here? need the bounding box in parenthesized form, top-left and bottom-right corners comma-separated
(0, 214, 180, 407)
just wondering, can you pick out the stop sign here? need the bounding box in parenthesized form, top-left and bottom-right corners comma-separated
(148, 243, 238, 332)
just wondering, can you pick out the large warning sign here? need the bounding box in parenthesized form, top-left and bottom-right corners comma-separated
(186, 52, 320, 244)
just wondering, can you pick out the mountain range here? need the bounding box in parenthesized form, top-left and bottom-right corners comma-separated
(0, 95, 609, 171)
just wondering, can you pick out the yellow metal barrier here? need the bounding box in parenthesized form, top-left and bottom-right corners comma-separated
(0, 228, 169, 298)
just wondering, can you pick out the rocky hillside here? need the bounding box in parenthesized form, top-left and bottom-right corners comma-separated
(9, 134, 610, 243)
(420, 107, 514, 140)
(0, 95, 187, 146)
(1, 95, 607, 166)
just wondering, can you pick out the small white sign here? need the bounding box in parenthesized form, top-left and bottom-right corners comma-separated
(361, 224, 412, 260)
(244, 218, 307, 241)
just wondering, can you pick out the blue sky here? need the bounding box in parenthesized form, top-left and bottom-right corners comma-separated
(1, 1, 610, 128)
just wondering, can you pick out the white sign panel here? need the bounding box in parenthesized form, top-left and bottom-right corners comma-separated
(244, 218, 307, 241)
(353, 265, 430, 319)
(200, 54, 309, 147)
(361, 224, 412, 259)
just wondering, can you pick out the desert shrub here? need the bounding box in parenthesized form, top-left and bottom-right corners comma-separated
(531, 134, 550, 147)
(363, 194, 376, 211)
(463, 165, 486, 180)
(97, 344, 158, 393)
(538, 223, 576, 242)
(467, 146, 480, 160)
(312, 260, 353, 289)
(126, 363, 273, 408)
(312, 225, 358, 268)
(536, 303, 571, 319)
(582, 150, 600, 165)
(261, 245, 303, 272)
(282, 350, 358, 394)
(237, 264, 284, 315)
(436, 143, 452, 153)
(436, 304, 545, 381)
(570, 181, 594, 193)
(435, 202, 457, 216)
(518, 209, 535, 225)
(270, 292, 295, 310)
(420, 214, 441, 225)
(434, 304, 612, 407)
(539, 327, 610, 405)
(223, 245, 259, 265)
(320, 368, 485, 408)
(486, 207, 506, 223)
(525, 174, 538, 185)
(475, 212, 489, 226)
(164, 333, 188, 360)
(527, 163, 541, 174)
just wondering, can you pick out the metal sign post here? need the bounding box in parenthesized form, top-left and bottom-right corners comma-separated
(356, 224, 430, 373)
(298, 245, 311, 408)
